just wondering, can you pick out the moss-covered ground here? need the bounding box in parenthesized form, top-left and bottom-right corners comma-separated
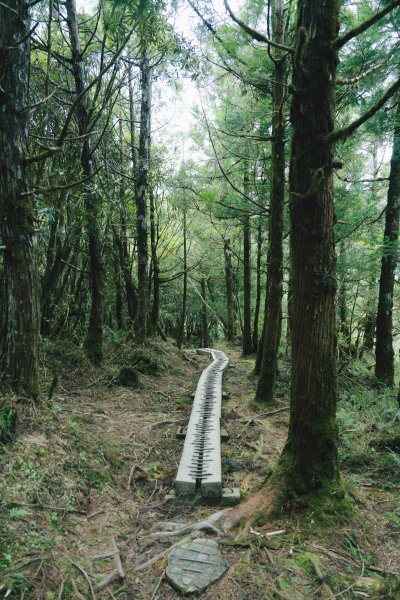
(0, 337, 399, 598)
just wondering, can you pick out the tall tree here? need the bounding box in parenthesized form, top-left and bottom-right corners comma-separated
(177, 208, 188, 348)
(280, 0, 340, 492)
(0, 0, 40, 398)
(242, 168, 253, 355)
(224, 238, 236, 342)
(255, 0, 286, 403)
(375, 97, 400, 385)
(135, 49, 152, 342)
(65, 0, 104, 365)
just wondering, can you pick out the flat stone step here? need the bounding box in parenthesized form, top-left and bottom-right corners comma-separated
(174, 348, 229, 499)
(166, 538, 228, 594)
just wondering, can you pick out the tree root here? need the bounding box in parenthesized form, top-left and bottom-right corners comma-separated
(149, 510, 228, 539)
(91, 536, 125, 593)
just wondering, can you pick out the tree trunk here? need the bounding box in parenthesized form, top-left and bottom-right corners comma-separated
(66, 0, 104, 365)
(255, 0, 286, 402)
(280, 0, 340, 494)
(375, 98, 400, 386)
(224, 238, 236, 342)
(135, 49, 151, 343)
(112, 226, 124, 330)
(242, 207, 253, 355)
(150, 187, 160, 333)
(337, 241, 350, 346)
(0, 0, 40, 399)
(252, 218, 263, 351)
(201, 277, 209, 348)
(254, 287, 267, 375)
(177, 209, 187, 348)
(118, 116, 137, 323)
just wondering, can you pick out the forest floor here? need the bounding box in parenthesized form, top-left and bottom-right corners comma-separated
(1, 337, 400, 599)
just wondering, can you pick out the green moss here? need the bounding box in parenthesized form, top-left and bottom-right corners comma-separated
(132, 348, 163, 375)
(118, 367, 140, 387)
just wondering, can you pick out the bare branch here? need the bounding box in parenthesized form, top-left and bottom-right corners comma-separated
(329, 77, 400, 144)
(336, 52, 396, 86)
(223, 0, 294, 54)
(333, 0, 400, 50)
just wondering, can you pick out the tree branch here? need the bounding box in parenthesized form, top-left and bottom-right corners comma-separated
(223, 0, 294, 54)
(336, 52, 395, 86)
(333, 0, 400, 50)
(328, 77, 400, 144)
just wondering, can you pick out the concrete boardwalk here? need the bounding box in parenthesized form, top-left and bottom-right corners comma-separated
(175, 348, 230, 499)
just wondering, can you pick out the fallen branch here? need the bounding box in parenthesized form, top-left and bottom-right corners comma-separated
(247, 406, 290, 424)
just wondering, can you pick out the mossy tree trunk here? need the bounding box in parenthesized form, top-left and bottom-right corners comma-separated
(255, 0, 286, 403)
(66, 0, 104, 365)
(280, 0, 340, 494)
(135, 49, 152, 343)
(375, 98, 400, 386)
(0, 0, 40, 399)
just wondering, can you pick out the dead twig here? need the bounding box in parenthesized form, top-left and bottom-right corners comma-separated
(71, 578, 86, 600)
(128, 464, 149, 490)
(58, 575, 68, 600)
(66, 558, 96, 600)
(134, 536, 192, 571)
(92, 537, 125, 593)
(308, 556, 335, 599)
(150, 569, 165, 600)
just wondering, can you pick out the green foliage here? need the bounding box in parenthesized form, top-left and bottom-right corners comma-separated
(0, 399, 17, 444)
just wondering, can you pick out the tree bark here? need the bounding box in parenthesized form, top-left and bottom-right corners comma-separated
(242, 202, 253, 354)
(201, 277, 209, 348)
(280, 0, 340, 494)
(135, 49, 151, 343)
(224, 238, 236, 342)
(0, 0, 40, 398)
(149, 187, 160, 333)
(337, 241, 350, 347)
(177, 209, 187, 348)
(66, 0, 104, 365)
(375, 98, 400, 386)
(255, 0, 286, 402)
(252, 218, 263, 351)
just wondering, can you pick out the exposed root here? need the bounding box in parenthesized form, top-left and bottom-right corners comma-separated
(150, 481, 279, 546)
(149, 510, 228, 539)
(219, 481, 278, 535)
(91, 536, 125, 593)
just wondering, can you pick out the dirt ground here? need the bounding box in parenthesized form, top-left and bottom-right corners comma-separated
(0, 339, 399, 599)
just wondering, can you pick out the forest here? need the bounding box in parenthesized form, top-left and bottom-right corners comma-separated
(0, 0, 399, 598)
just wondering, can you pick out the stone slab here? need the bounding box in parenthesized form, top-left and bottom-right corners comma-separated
(166, 538, 228, 595)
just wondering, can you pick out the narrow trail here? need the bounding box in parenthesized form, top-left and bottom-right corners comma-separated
(1, 341, 399, 598)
